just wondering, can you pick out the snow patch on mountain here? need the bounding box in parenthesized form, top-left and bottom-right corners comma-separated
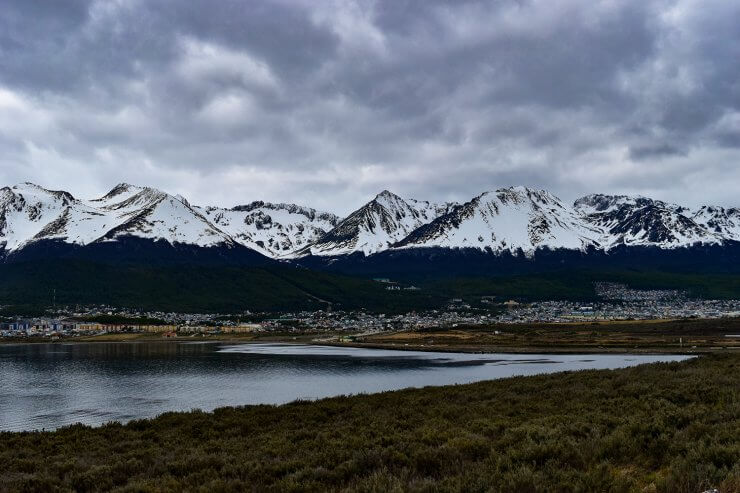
(0, 182, 82, 251)
(396, 187, 601, 255)
(87, 186, 234, 246)
(0, 181, 343, 257)
(692, 206, 740, 241)
(574, 194, 722, 248)
(2, 182, 739, 259)
(0, 183, 234, 252)
(303, 190, 457, 256)
(197, 201, 340, 258)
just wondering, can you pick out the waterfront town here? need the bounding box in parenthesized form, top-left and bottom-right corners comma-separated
(2, 283, 740, 340)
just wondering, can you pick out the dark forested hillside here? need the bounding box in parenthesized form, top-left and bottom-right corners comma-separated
(2, 239, 740, 313)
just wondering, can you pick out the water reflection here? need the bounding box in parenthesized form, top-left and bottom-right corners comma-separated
(0, 342, 692, 432)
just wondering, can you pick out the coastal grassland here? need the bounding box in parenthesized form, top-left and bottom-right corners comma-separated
(1, 354, 738, 492)
(357, 318, 740, 353)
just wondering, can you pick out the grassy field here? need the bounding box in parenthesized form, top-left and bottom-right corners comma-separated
(1, 353, 738, 492)
(354, 318, 740, 354)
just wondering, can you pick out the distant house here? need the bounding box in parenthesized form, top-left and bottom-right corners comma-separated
(222, 324, 262, 333)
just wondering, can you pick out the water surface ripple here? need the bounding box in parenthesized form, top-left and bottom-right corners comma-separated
(0, 342, 692, 431)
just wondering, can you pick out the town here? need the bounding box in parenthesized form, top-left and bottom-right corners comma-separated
(2, 283, 739, 340)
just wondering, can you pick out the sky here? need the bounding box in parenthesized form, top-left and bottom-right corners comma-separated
(0, 0, 738, 215)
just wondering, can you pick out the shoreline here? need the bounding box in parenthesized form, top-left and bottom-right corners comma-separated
(1, 348, 700, 434)
(0, 336, 719, 355)
(2, 353, 737, 491)
(2, 317, 739, 354)
(317, 340, 719, 355)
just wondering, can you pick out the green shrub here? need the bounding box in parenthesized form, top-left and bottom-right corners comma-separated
(0, 354, 737, 492)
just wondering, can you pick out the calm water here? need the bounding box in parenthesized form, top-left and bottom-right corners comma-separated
(0, 342, 692, 432)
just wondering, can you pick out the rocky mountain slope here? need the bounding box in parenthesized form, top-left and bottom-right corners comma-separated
(0, 183, 236, 252)
(0, 183, 337, 258)
(573, 194, 723, 249)
(301, 190, 457, 256)
(394, 187, 602, 255)
(196, 201, 339, 258)
(691, 205, 740, 242)
(2, 182, 738, 261)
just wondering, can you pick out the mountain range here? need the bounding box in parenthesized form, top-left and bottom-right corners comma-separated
(2, 181, 739, 311)
(2, 182, 738, 261)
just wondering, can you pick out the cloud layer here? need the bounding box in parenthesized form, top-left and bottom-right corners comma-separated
(1, 0, 738, 213)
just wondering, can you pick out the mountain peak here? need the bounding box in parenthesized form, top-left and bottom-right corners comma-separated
(96, 183, 144, 202)
(229, 201, 340, 225)
(575, 193, 715, 247)
(497, 185, 539, 194)
(14, 182, 51, 191)
(494, 186, 560, 202)
(373, 189, 404, 204)
(11, 182, 76, 203)
(2, 183, 739, 259)
(573, 193, 683, 213)
(396, 186, 597, 254)
(692, 205, 740, 240)
(304, 190, 451, 256)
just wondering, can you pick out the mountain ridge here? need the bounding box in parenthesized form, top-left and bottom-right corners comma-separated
(301, 190, 458, 256)
(394, 187, 602, 255)
(2, 182, 739, 261)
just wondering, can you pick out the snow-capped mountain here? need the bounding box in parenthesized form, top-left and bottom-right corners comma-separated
(0, 183, 336, 258)
(395, 187, 602, 255)
(301, 190, 457, 256)
(2, 182, 739, 262)
(1, 183, 79, 251)
(196, 201, 339, 258)
(573, 194, 723, 248)
(691, 206, 740, 242)
(0, 182, 237, 253)
(86, 184, 236, 247)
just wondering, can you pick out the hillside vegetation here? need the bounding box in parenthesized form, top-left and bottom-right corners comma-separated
(0, 260, 443, 313)
(1, 256, 740, 313)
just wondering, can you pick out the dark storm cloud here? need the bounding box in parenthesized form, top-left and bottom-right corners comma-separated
(0, 0, 738, 213)
(629, 143, 689, 161)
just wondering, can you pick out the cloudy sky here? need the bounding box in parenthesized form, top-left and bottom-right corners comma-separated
(1, 0, 738, 214)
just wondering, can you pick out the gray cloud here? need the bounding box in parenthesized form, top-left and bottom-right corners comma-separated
(629, 143, 689, 161)
(0, 0, 739, 214)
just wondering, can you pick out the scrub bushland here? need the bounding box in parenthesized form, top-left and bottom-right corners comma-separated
(1, 354, 738, 492)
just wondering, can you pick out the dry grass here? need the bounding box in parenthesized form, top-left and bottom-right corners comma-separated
(357, 319, 740, 354)
(1, 354, 738, 492)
